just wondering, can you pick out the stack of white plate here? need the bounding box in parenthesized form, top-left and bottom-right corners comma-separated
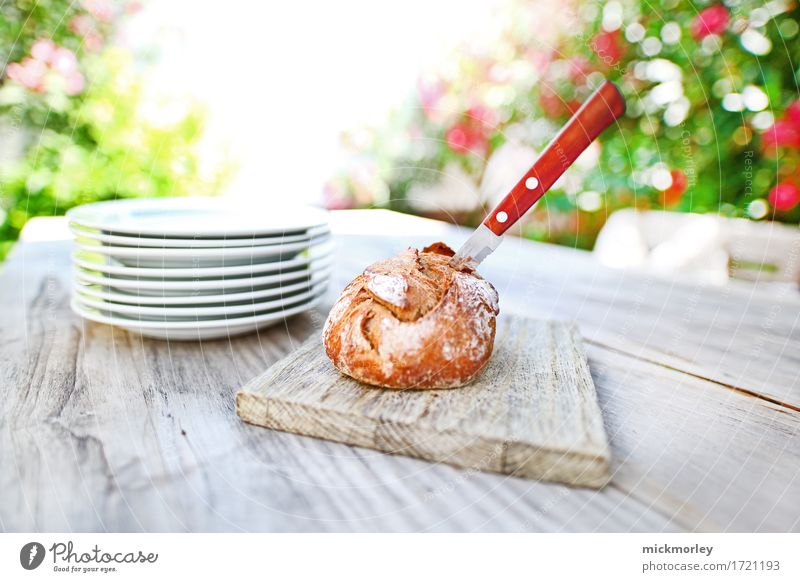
(67, 198, 333, 340)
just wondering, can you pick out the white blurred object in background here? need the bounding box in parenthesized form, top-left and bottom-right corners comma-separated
(406, 163, 481, 215)
(594, 209, 800, 287)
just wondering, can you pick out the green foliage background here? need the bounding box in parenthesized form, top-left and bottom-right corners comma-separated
(328, 0, 800, 249)
(0, 0, 227, 260)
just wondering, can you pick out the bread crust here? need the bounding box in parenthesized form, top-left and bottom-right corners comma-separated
(323, 242, 499, 389)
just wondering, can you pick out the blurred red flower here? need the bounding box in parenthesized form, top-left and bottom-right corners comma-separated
(761, 119, 800, 151)
(445, 124, 488, 155)
(539, 86, 567, 118)
(660, 169, 689, 206)
(691, 5, 729, 40)
(591, 30, 625, 66)
(785, 100, 800, 127)
(445, 105, 494, 156)
(768, 182, 800, 211)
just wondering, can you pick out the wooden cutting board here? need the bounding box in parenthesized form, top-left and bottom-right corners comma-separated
(236, 315, 611, 488)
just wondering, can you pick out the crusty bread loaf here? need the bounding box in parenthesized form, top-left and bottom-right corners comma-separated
(323, 242, 499, 389)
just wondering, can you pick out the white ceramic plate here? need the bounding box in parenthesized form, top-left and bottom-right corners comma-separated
(67, 197, 329, 238)
(73, 256, 333, 296)
(70, 223, 330, 248)
(75, 234, 331, 268)
(74, 268, 331, 306)
(71, 295, 324, 340)
(72, 241, 335, 279)
(75, 283, 327, 320)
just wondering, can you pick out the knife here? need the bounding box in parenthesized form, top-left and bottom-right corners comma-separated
(453, 80, 626, 268)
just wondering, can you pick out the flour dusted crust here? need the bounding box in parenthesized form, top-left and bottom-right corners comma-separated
(323, 242, 500, 389)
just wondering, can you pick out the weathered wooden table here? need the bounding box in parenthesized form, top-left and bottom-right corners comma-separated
(2, 211, 799, 532)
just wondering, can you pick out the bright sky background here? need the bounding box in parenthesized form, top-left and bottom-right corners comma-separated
(125, 0, 506, 206)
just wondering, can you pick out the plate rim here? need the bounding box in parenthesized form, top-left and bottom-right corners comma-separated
(74, 283, 327, 318)
(74, 268, 331, 305)
(74, 234, 331, 260)
(70, 223, 330, 249)
(72, 241, 335, 278)
(66, 197, 329, 237)
(73, 258, 334, 291)
(71, 294, 324, 330)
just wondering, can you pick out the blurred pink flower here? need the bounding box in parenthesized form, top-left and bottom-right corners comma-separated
(7, 58, 47, 92)
(528, 50, 551, 74)
(84, 31, 104, 51)
(30, 39, 57, 63)
(69, 14, 104, 51)
(761, 119, 800, 150)
(125, 0, 144, 15)
(69, 14, 95, 36)
(568, 56, 592, 83)
(322, 182, 353, 210)
(50, 47, 79, 75)
(691, 5, 729, 40)
(466, 104, 496, 130)
(768, 182, 800, 211)
(64, 71, 86, 96)
(418, 78, 445, 119)
(7, 40, 86, 96)
(82, 0, 114, 22)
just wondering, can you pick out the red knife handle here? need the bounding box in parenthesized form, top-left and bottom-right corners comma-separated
(483, 80, 626, 236)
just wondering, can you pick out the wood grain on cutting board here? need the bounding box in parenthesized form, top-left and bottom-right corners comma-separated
(237, 315, 611, 487)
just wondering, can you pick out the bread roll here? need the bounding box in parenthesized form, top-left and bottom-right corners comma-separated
(323, 242, 499, 389)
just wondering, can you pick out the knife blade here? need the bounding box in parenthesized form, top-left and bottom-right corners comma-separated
(453, 80, 626, 269)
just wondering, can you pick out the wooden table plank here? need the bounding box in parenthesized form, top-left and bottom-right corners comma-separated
(1, 213, 799, 532)
(0, 240, 675, 532)
(587, 344, 800, 532)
